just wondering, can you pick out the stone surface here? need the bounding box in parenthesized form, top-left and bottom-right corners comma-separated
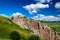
(11, 15, 60, 40)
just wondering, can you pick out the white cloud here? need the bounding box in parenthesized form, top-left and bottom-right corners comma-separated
(34, 0, 52, 3)
(32, 14, 60, 21)
(23, 3, 49, 14)
(55, 2, 60, 9)
(12, 12, 24, 16)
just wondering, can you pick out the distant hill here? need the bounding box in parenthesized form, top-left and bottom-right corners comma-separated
(41, 21, 60, 35)
(41, 21, 60, 23)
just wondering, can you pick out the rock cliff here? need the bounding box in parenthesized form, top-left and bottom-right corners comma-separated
(11, 15, 60, 40)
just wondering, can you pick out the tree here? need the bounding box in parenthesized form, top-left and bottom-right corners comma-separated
(28, 35, 40, 40)
(10, 31, 21, 40)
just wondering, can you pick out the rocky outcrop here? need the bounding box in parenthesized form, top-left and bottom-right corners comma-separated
(39, 24, 59, 40)
(11, 15, 60, 40)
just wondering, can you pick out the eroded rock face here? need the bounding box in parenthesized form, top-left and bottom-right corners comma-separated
(39, 24, 59, 40)
(11, 15, 60, 40)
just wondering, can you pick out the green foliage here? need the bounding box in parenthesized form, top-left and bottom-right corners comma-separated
(10, 31, 26, 40)
(10, 31, 21, 40)
(28, 35, 40, 40)
(0, 16, 30, 40)
(0, 16, 45, 40)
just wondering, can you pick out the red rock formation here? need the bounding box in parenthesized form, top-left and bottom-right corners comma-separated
(11, 15, 60, 40)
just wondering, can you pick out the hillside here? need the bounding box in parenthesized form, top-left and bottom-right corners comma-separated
(0, 15, 31, 40)
(11, 15, 60, 40)
(0, 15, 60, 40)
(41, 21, 60, 35)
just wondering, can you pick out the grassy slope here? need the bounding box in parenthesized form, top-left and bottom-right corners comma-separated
(1, 15, 60, 40)
(0, 16, 30, 40)
(0, 16, 44, 40)
(41, 21, 60, 35)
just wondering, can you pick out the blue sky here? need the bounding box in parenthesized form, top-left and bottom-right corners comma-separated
(0, 0, 60, 21)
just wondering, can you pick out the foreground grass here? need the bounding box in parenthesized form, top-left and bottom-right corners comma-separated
(0, 16, 30, 40)
(0, 16, 44, 40)
(0, 38, 11, 40)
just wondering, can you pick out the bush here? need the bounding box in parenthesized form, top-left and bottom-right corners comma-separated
(28, 35, 40, 40)
(10, 31, 21, 40)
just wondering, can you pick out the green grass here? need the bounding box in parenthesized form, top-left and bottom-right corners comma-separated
(0, 15, 44, 40)
(0, 38, 11, 40)
(0, 15, 30, 40)
(41, 21, 60, 35)
(1, 15, 60, 40)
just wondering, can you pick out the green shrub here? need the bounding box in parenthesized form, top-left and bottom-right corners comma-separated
(28, 35, 40, 40)
(10, 31, 21, 40)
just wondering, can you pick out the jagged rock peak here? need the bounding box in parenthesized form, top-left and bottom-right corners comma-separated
(13, 15, 25, 18)
(11, 15, 60, 40)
